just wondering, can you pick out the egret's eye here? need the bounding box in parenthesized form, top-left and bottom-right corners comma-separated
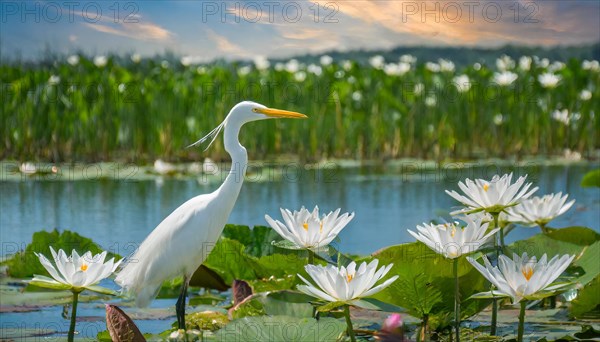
(252, 108, 259, 113)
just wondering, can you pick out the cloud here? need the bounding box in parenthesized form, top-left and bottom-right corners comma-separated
(205, 29, 248, 57)
(84, 21, 173, 41)
(313, 0, 599, 47)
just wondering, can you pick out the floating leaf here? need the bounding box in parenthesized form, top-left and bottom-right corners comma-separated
(570, 276, 600, 319)
(581, 169, 600, 188)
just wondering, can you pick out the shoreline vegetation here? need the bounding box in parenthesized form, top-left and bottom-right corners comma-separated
(1, 157, 598, 182)
(2, 50, 599, 163)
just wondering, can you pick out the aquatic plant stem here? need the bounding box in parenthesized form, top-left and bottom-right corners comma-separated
(308, 250, 315, 265)
(344, 305, 356, 342)
(453, 258, 460, 342)
(68, 290, 80, 342)
(539, 223, 548, 234)
(517, 301, 526, 342)
(491, 212, 500, 336)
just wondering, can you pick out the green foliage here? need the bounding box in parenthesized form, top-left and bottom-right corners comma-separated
(222, 225, 283, 257)
(202, 237, 307, 287)
(214, 316, 345, 341)
(4, 229, 119, 278)
(366, 242, 490, 330)
(230, 291, 315, 319)
(570, 276, 600, 319)
(182, 311, 229, 331)
(581, 169, 600, 188)
(3, 52, 599, 162)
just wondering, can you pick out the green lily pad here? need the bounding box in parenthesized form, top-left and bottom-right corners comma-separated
(214, 316, 345, 341)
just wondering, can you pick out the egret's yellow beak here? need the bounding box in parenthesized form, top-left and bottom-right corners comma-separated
(255, 107, 307, 119)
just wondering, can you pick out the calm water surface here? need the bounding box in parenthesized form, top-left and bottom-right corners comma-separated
(2, 163, 599, 256)
(1, 163, 599, 338)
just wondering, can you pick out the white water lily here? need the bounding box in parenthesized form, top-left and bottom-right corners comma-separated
(506, 192, 575, 228)
(493, 71, 518, 86)
(265, 206, 354, 250)
(538, 72, 561, 88)
(408, 215, 498, 259)
(297, 260, 398, 305)
(446, 173, 538, 214)
(32, 247, 120, 292)
(468, 253, 574, 303)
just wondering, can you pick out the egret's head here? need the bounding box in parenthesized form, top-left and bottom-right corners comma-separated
(231, 101, 307, 123)
(187, 101, 307, 150)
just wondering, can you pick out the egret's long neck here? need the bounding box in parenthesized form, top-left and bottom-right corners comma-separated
(217, 119, 248, 200)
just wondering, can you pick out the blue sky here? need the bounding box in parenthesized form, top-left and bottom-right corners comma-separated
(1, 0, 599, 61)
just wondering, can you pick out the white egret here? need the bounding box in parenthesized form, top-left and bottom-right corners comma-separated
(115, 101, 307, 328)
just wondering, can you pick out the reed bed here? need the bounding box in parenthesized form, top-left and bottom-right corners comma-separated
(1, 54, 598, 162)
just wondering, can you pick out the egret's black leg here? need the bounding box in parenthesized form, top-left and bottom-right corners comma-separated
(176, 275, 190, 329)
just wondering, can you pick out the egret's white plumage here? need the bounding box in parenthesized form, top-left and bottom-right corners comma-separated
(115, 101, 306, 310)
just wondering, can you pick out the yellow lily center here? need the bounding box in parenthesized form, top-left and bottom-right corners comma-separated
(346, 274, 354, 283)
(483, 184, 490, 192)
(450, 225, 457, 238)
(80, 263, 88, 272)
(319, 222, 323, 233)
(303, 222, 308, 231)
(521, 265, 534, 281)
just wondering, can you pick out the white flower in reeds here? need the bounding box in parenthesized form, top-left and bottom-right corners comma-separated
(439, 59, 455, 72)
(534, 56, 550, 68)
(453, 74, 471, 92)
(383, 62, 410, 76)
(425, 62, 440, 72)
(580, 89, 592, 101)
(342, 60, 353, 71)
(493, 71, 518, 86)
(352, 91, 362, 102)
(253, 56, 270, 70)
(48, 75, 60, 85)
(549, 61, 565, 72)
(265, 206, 354, 250)
(551, 109, 573, 125)
(519, 56, 532, 71)
(408, 215, 498, 259)
(582, 60, 599, 71)
(538, 73, 561, 89)
(496, 55, 515, 71)
(506, 193, 575, 227)
(369, 55, 385, 69)
(131, 53, 141, 63)
(446, 173, 537, 214)
(32, 247, 120, 292)
(400, 54, 417, 64)
(286, 59, 300, 73)
(237, 66, 251, 76)
(425, 95, 437, 107)
(294, 71, 307, 82)
(493, 114, 504, 126)
(297, 260, 398, 304)
(414, 83, 424, 96)
(473, 62, 481, 71)
(93, 55, 107, 67)
(468, 253, 574, 303)
(320, 55, 333, 66)
(67, 55, 79, 66)
(307, 64, 322, 76)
